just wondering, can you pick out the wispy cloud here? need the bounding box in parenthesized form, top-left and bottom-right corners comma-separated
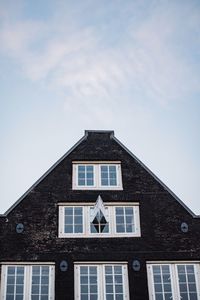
(0, 0, 200, 106)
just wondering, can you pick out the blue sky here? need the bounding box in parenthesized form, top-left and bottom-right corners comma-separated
(0, 0, 200, 214)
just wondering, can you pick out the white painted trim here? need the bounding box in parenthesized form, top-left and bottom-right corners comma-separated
(147, 262, 200, 300)
(72, 162, 123, 190)
(74, 261, 128, 264)
(58, 204, 141, 238)
(0, 264, 55, 300)
(74, 263, 129, 300)
(57, 202, 140, 206)
(146, 260, 200, 264)
(0, 262, 55, 265)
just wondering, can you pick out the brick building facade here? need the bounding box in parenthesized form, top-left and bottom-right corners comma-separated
(0, 130, 200, 300)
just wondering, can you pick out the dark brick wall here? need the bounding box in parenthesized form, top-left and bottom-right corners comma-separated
(0, 131, 200, 300)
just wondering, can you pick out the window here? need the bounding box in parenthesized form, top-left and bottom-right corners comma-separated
(58, 197, 141, 238)
(147, 262, 200, 300)
(74, 263, 129, 300)
(72, 162, 123, 190)
(115, 207, 135, 234)
(78, 165, 94, 187)
(90, 206, 109, 234)
(1, 264, 55, 300)
(100, 165, 117, 186)
(64, 206, 83, 234)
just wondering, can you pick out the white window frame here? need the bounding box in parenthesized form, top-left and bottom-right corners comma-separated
(74, 262, 130, 300)
(58, 203, 141, 238)
(147, 261, 200, 300)
(72, 162, 123, 190)
(0, 263, 55, 300)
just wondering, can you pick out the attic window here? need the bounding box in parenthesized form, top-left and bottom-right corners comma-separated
(72, 162, 123, 190)
(78, 165, 94, 186)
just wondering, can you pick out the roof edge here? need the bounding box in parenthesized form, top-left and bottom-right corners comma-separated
(1, 132, 88, 216)
(85, 130, 114, 137)
(112, 135, 200, 219)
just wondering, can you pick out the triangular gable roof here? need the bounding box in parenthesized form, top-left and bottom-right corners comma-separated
(1, 130, 199, 218)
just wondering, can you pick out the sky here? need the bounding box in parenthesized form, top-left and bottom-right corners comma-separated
(0, 0, 200, 215)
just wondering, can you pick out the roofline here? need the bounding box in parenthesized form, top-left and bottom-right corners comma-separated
(1, 130, 115, 216)
(112, 135, 200, 219)
(0, 133, 88, 217)
(1, 130, 199, 218)
(85, 130, 114, 136)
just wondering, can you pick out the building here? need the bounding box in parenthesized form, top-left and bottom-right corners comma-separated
(0, 130, 200, 300)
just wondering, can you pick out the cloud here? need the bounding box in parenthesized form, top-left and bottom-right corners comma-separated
(0, 1, 200, 106)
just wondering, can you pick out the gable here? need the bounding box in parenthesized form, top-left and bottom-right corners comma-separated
(0, 130, 198, 219)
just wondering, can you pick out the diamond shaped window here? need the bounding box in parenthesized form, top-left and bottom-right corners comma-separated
(90, 196, 109, 234)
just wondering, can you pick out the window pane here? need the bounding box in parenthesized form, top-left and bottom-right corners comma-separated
(32, 285, 40, 294)
(78, 179, 85, 186)
(31, 266, 50, 299)
(165, 294, 172, 300)
(78, 166, 85, 172)
(105, 266, 124, 300)
(155, 294, 163, 300)
(74, 215, 83, 224)
(41, 296, 48, 300)
(78, 166, 86, 186)
(105, 266, 112, 274)
(7, 276, 15, 284)
(180, 294, 189, 300)
(78, 165, 94, 186)
(152, 265, 172, 300)
(81, 267, 88, 275)
(115, 207, 135, 233)
(87, 178, 94, 186)
(90, 208, 109, 234)
(190, 294, 198, 300)
(116, 225, 125, 233)
(109, 165, 117, 186)
(101, 165, 117, 186)
(6, 267, 25, 300)
(64, 207, 83, 234)
(65, 216, 73, 224)
(106, 295, 114, 300)
(86, 166, 93, 172)
(65, 225, 73, 233)
(155, 284, 162, 293)
(109, 166, 116, 176)
(90, 296, 97, 300)
(101, 179, 109, 186)
(6, 285, 15, 293)
(7, 267, 15, 275)
(74, 207, 82, 215)
(4, 266, 53, 300)
(74, 225, 83, 233)
(15, 296, 23, 300)
(17, 268, 24, 275)
(77, 265, 127, 300)
(115, 295, 123, 300)
(177, 265, 198, 300)
(110, 179, 117, 186)
(65, 207, 73, 215)
(80, 266, 98, 300)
